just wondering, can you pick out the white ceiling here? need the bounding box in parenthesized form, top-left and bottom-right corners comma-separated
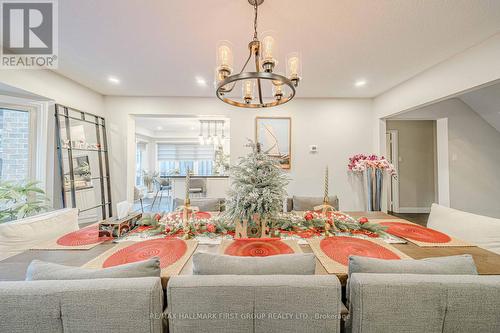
(460, 82, 500, 132)
(55, 0, 500, 98)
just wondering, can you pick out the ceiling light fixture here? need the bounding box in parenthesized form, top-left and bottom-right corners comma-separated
(195, 76, 207, 86)
(108, 76, 121, 84)
(215, 0, 301, 108)
(354, 79, 367, 87)
(199, 120, 225, 146)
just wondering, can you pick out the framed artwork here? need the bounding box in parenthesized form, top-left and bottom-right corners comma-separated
(255, 117, 291, 169)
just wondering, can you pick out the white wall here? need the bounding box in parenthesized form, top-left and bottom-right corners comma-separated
(104, 97, 374, 211)
(392, 98, 500, 218)
(373, 33, 500, 154)
(0, 70, 105, 209)
(0, 69, 104, 115)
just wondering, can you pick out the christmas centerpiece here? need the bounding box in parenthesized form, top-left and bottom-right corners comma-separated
(126, 145, 389, 241)
(223, 141, 289, 238)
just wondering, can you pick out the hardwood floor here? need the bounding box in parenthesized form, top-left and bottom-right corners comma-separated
(389, 212, 429, 227)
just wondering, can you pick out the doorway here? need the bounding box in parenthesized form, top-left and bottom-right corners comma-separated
(386, 120, 438, 224)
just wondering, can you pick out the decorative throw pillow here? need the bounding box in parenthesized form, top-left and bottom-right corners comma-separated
(192, 252, 316, 275)
(346, 254, 478, 305)
(25, 258, 161, 281)
(348, 254, 478, 276)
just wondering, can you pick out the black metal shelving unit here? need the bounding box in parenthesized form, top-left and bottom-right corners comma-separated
(55, 104, 112, 221)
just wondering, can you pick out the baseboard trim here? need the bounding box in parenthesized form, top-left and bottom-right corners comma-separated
(398, 207, 431, 213)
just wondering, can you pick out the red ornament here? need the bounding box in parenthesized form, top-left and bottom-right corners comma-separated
(206, 223, 216, 233)
(358, 217, 369, 224)
(304, 212, 314, 221)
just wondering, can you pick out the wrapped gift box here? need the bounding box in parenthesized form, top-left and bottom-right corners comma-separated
(98, 213, 142, 238)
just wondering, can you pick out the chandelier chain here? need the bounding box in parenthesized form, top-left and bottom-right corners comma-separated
(253, 2, 258, 40)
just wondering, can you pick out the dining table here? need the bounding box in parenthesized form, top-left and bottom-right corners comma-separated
(1, 211, 500, 286)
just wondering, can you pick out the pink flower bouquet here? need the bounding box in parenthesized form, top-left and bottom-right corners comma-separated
(348, 154, 397, 177)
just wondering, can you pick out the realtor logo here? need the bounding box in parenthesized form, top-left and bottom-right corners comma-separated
(1, 0, 58, 68)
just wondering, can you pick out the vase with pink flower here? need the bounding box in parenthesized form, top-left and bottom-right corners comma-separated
(348, 154, 397, 211)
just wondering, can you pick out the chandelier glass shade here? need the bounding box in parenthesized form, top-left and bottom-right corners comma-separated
(215, 0, 301, 108)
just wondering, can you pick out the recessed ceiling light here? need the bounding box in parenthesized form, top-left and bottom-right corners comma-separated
(108, 76, 120, 84)
(354, 79, 367, 87)
(195, 76, 207, 87)
(156, 126, 163, 130)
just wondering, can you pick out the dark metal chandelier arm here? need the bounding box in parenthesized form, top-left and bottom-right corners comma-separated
(255, 51, 264, 104)
(220, 48, 254, 94)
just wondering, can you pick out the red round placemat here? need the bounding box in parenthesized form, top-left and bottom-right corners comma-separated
(57, 225, 110, 246)
(320, 236, 401, 266)
(379, 222, 451, 243)
(224, 239, 294, 257)
(103, 238, 187, 269)
(170, 211, 212, 219)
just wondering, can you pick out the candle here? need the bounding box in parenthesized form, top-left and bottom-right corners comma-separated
(185, 168, 190, 202)
(324, 166, 329, 202)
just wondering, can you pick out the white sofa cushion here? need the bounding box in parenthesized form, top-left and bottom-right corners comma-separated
(427, 203, 500, 255)
(0, 208, 79, 261)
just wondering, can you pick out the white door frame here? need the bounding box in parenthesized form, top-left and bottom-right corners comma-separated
(385, 130, 400, 213)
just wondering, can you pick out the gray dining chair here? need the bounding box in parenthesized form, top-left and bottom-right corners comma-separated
(189, 178, 207, 198)
(151, 177, 172, 210)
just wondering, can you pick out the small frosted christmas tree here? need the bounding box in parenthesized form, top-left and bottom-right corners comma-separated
(223, 140, 289, 224)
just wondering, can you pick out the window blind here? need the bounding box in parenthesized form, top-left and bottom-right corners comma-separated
(157, 143, 214, 161)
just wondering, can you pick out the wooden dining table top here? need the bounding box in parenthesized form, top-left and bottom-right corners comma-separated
(1, 211, 499, 286)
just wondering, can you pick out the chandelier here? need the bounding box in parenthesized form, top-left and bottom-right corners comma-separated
(215, 0, 301, 108)
(198, 120, 226, 146)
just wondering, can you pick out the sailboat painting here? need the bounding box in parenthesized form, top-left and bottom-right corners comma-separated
(255, 117, 291, 169)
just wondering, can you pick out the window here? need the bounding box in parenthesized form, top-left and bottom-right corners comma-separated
(0, 108, 33, 182)
(135, 142, 147, 186)
(157, 143, 214, 176)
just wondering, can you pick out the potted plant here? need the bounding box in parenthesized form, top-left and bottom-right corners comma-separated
(0, 181, 50, 223)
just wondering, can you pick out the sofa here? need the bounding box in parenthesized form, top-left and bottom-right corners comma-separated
(166, 275, 342, 333)
(0, 208, 79, 261)
(427, 203, 500, 254)
(0, 277, 164, 333)
(346, 273, 500, 333)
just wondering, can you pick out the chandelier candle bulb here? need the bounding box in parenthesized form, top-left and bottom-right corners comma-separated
(261, 35, 277, 72)
(286, 52, 302, 86)
(243, 80, 255, 104)
(216, 41, 233, 78)
(273, 83, 284, 100)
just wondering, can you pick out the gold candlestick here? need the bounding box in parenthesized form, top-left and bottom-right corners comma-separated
(177, 169, 198, 240)
(323, 166, 329, 205)
(313, 165, 337, 235)
(185, 168, 191, 205)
